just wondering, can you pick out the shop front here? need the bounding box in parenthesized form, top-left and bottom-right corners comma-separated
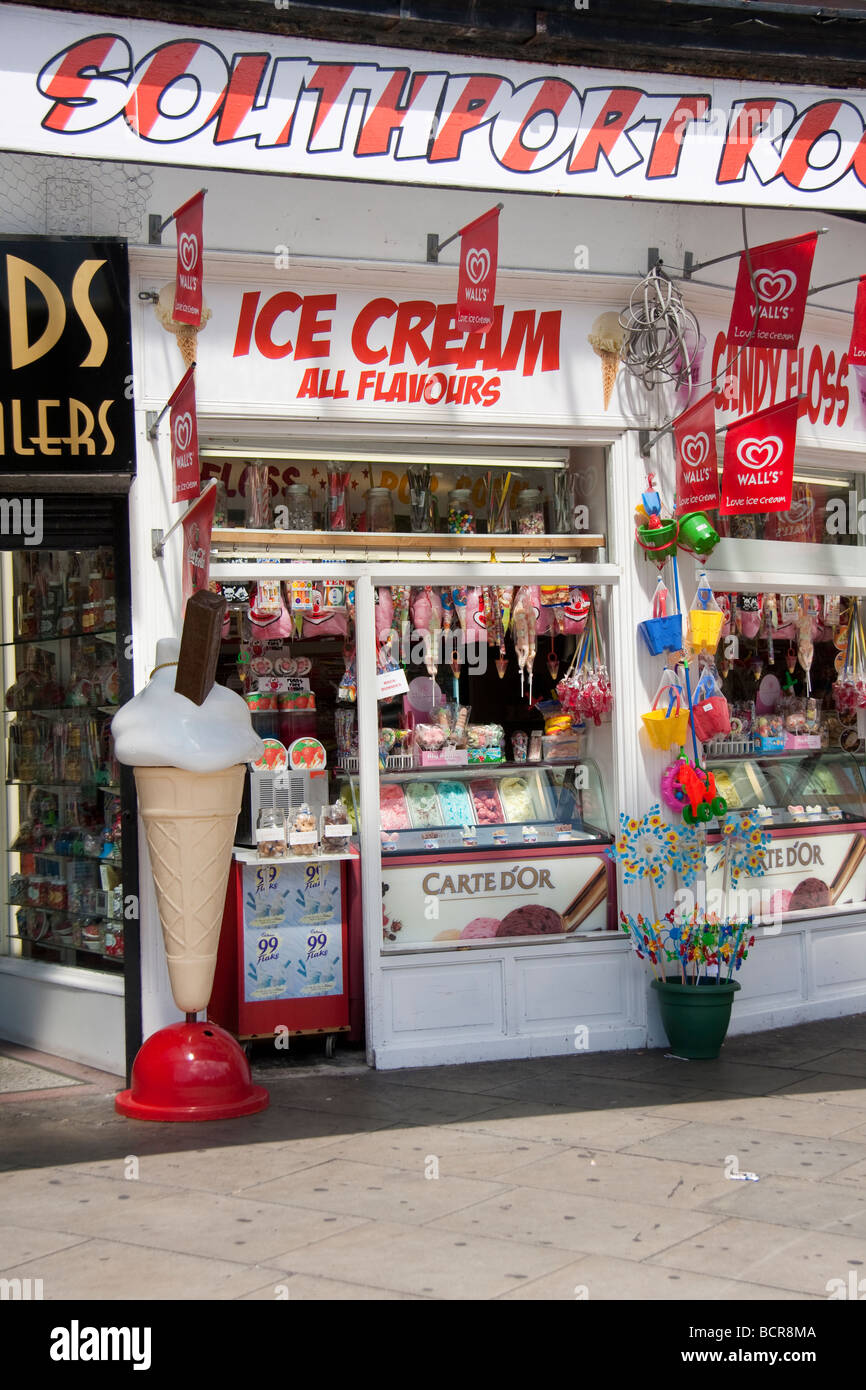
(0, 234, 139, 1076)
(3, 4, 866, 1069)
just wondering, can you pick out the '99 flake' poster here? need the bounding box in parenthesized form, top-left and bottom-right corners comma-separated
(241, 861, 343, 1003)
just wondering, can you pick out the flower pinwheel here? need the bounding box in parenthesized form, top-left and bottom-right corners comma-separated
(719, 811, 772, 884)
(609, 804, 667, 885)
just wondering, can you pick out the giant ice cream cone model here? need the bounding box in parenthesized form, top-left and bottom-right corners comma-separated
(135, 764, 244, 1014)
(155, 283, 211, 370)
(112, 630, 268, 1121)
(588, 311, 625, 411)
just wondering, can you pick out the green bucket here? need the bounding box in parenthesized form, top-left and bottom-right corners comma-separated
(637, 519, 678, 562)
(651, 978, 741, 1059)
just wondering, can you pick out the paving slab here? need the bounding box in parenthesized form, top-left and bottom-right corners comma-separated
(649, 1217, 866, 1297)
(242, 1156, 511, 1225)
(702, 1173, 866, 1235)
(0, 1239, 285, 1300)
(462, 1101, 691, 1151)
(239, 1273, 425, 1300)
(495, 1252, 821, 1301)
(490, 1146, 732, 1210)
(429, 1183, 722, 1260)
(269, 1218, 577, 1299)
(0, 1225, 89, 1270)
(622, 1121, 866, 1180)
(314, 1124, 554, 1180)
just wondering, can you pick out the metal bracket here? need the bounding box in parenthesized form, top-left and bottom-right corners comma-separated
(426, 233, 439, 264)
(148, 214, 163, 245)
(682, 250, 695, 280)
(647, 247, 660, 274)
(639, 429, 651, 459)
(145, 410, 158, 440)
(151, 528, 165, 560)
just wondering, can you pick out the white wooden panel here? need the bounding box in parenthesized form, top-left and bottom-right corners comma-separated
(514, 951, 631, 1032)
(384, 959, 504, 1037)
(0, 969, 124, 1075)
(813, 924, 866, 994)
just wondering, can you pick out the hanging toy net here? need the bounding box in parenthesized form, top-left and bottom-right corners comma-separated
(556, 595, 612, 725)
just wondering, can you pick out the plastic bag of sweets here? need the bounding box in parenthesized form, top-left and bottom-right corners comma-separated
(322, 800, 351, 852)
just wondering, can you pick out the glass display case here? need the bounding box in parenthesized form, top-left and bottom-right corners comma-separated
(705, 749, 866, 828)
(339, 758, 611, 856)
(1, 549, 125, 974)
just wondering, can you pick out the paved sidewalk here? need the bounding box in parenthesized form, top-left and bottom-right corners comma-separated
(1, 1016, 865, 1300)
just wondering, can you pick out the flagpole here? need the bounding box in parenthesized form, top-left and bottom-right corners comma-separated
(158, 188, 208, 236)
(427, 202, 503, 262)
(151, 479, 216, 560)
(685, 227, 828, 279)
(808, 276, 862, 297)
(146, 363, 196, 439)
(642, 392, 807, 457)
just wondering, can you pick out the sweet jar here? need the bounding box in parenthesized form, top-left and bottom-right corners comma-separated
(282, 483, 314, 531)
(516, 488, 545, 536)
(365, 488, 394, 532)
(448, 489, 476, 535)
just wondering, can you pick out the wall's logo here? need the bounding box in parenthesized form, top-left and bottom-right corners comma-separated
(681, 432, 710, 466)
(173, 412, 193, 452)
(754, 269, 796, 304)
(178, 232, 198, 273)
(465, 248, 490, 285)
(735, 435, 783, 470)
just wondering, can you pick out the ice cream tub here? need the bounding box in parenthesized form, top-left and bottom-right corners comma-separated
(405, 780, 443, 829)
(469, 779, 505, 825)
(436, 781, 475, 827)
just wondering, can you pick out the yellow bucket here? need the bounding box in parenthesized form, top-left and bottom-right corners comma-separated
(689, 608, 725, 653)
(641, 706, 690, 751)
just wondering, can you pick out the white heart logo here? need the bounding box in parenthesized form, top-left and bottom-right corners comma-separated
(466, 248, 490, 285)
(736, 435, 783, 470)
(174, 412, 193, 453)
(754, 269, 796, 304)
(681, 432, 709, 467)
(179, 232, 199, 273)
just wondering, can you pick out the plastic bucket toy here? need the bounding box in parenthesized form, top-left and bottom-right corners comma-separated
(689, 608, 724, 653)
(639, 614, 683, 656)
(642, 689, 690, 750)
(636, 519, 678, 562)
(678, 512, 720, 558)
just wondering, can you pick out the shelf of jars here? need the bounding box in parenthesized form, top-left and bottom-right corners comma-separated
(4, 706, 119, 717)
(11, 929, 124, 964)
(210, 528, 606, 562)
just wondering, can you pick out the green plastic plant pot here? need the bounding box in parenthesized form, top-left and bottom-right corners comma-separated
(651, 977, 741, 1059)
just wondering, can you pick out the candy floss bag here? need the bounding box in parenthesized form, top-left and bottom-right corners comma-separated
(249, 580, 294, 640)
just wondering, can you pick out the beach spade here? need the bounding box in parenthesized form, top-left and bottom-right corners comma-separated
(547, 633, 559, 680)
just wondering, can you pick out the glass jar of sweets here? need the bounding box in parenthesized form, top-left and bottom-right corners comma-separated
(516, 487, 545, 535)
(282, 484, 314, 531)
(365, 487, 394, 532)
(447, 489, 476, 535)
(244, 459, 272, 529)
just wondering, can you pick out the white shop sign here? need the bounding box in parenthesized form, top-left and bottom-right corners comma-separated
(139, 268, 866, 442)
(5, 3, 866, 210)
(382, 851, 609, 946)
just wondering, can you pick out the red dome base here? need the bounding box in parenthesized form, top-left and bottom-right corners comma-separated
(115, 1021, 269, 1122)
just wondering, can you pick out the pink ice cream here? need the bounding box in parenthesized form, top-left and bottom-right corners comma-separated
(460, 917, 501, 939)
(470, 780, 504, 824)
(768, 889, 792, 914)
(380, 783, 411, 830)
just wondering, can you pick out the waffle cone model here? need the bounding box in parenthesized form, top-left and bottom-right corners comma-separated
(135, 764, 244, 1014)
(600, 350, 619, 410)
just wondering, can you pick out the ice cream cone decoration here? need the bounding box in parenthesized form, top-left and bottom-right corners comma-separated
(155, 283, 212, 370)
(588, 311, 626, 411)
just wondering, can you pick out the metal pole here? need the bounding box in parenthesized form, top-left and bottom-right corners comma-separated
(147, 364, 196, 440)
(151, 479, 217, 559)
(428, 201, 503, 262)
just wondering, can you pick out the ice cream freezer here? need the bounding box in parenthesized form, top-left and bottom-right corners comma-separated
(704, 749, 866, 916)
(209, 847, 356, 1050)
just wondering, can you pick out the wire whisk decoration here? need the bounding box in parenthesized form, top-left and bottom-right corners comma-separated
(619, 265, 702, 393)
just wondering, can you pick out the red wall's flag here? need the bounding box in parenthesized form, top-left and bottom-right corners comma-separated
(673, 392, 719, 514)
(849, 276, 866, 365)
(172, 190, 204, 325)
(721, 396, 800, 515)
(455, 206, 500, 333)
(169, 364, 200, 503)
(727, 232, 817, 351)
(181, 482, 217, 610)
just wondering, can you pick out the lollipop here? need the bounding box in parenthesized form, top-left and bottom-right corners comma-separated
(797, 597, 814, 697)
(526, 593, 537, 704)
(497, 586, 514, 636)
(491, 588, 508, 679)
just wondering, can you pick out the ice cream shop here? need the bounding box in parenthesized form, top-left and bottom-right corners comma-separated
(1, 4, 866, 1080)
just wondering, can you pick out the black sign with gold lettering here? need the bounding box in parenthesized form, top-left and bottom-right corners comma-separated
(0, 236, 134, 476)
